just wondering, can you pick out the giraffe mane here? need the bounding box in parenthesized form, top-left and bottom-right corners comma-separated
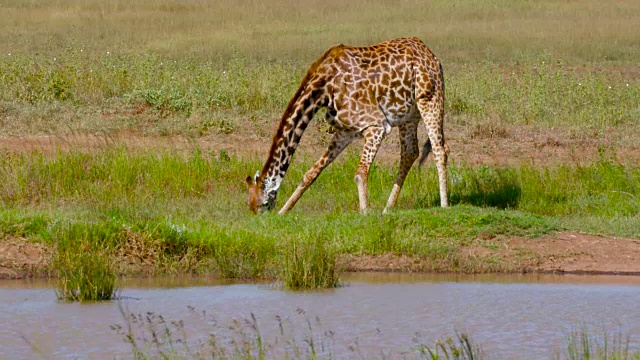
(259, 46, 341, 178)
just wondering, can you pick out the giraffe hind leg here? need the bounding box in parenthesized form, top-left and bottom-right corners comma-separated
(417, 97, 448, 208)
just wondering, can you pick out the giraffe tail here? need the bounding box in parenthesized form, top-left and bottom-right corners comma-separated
(418, 138, 432, 167)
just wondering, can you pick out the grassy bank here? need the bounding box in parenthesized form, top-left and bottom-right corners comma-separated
(1, 0, 639, 283)
(0, 148, 637, 280)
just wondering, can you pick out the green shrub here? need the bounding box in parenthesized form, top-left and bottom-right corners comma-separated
(54, 242, 119, 301)
(281, 236, 341, 289)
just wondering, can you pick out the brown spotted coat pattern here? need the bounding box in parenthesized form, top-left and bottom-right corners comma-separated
(246, 37, 448, 214)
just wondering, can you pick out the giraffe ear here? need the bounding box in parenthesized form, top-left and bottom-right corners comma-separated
(245, 176, 254, 186)
(254, 171, 260, 183)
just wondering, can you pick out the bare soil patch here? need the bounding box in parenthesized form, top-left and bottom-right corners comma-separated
(1, 123, 638, 166)
(0, 236, 53, 279)
(501, 231, 640, 275)
(342, 232, 640, 275)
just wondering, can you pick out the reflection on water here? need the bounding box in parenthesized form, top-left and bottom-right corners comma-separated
(1, 273, 639, 359)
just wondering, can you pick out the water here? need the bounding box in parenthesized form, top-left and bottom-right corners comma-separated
(2, 273, 640, 359)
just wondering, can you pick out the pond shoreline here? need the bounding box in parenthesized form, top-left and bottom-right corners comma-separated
(3, 231, 640, 280)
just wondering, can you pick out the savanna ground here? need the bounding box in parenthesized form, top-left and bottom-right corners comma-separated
(1, 0, 640, 280)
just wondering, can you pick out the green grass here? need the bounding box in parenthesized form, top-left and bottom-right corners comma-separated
(420, 332, 484, 360)
(1, 147, 636, 230)
(564, 328, 640, 360)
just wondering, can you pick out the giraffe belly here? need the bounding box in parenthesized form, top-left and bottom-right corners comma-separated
(380, 103, 418, 128)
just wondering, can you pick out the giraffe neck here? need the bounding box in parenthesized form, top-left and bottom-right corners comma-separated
(256, 45, 338, 207)
(260, 88, 323, 201)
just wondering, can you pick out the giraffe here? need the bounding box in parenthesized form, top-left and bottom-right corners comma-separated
(245, 37, 448, 215)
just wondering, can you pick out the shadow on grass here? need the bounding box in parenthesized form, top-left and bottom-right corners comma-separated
(417, 165, 522, 209)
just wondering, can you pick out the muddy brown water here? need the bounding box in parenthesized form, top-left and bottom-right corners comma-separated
(1, 273, 640, 359)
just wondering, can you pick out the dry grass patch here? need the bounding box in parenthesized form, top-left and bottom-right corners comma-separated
(468, 121, 510, 140)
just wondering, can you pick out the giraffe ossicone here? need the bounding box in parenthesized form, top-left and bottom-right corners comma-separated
(245, 37, 449, 214)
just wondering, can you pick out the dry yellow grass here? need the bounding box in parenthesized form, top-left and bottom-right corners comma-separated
(2, 0, 639, 65)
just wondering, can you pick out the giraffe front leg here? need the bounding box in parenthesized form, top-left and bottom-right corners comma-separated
(279, 130, 358, 215)
(355, 126, 386, 214)
(383, 122, 419, 213)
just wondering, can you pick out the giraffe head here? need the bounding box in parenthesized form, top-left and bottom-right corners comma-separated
(245, 171, 276, 214)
